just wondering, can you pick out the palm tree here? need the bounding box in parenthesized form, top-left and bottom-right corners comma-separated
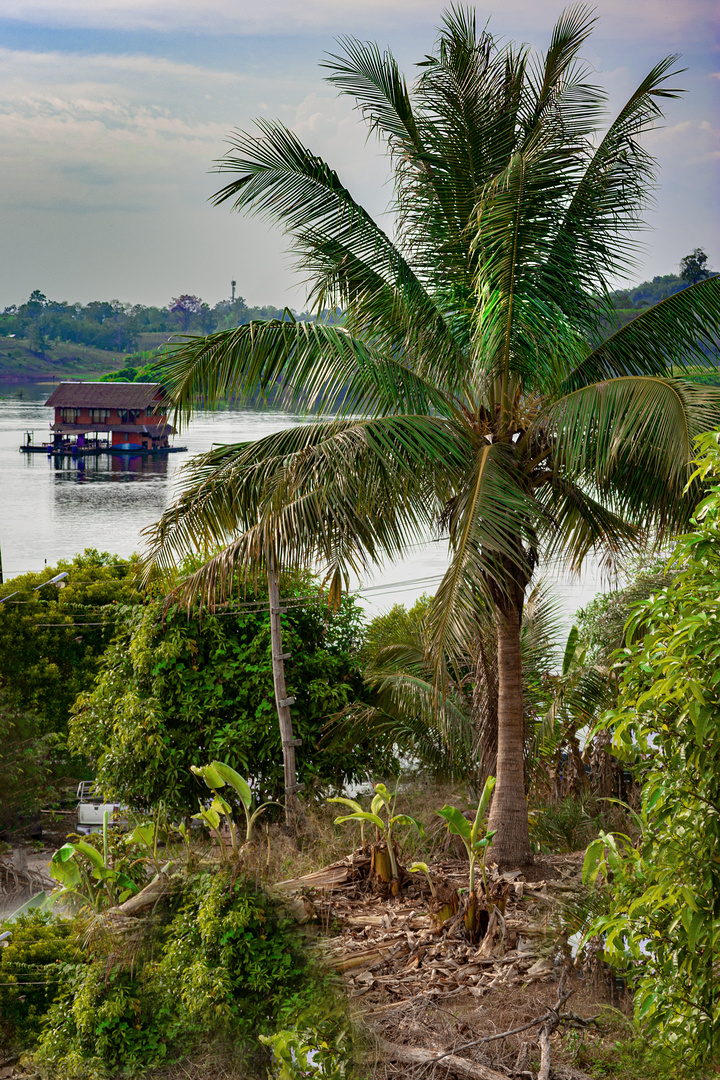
(145, 6, 720, 866)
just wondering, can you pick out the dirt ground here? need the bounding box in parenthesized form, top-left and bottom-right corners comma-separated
(270, 848, 627, 1079)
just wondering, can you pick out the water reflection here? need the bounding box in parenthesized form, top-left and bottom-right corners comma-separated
(50, 453, 170, 483)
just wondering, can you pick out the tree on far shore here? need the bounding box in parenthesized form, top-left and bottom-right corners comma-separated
(680, 247, 713, 285)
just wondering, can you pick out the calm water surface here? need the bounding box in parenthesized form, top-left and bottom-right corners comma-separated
(0, 381, 600, 624)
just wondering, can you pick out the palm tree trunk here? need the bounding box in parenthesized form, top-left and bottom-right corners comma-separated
(486, 601, 530, 867)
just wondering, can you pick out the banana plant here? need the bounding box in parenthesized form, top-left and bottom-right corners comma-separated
(191, 760, 281, 859)
(326, 796, 368, 846)
(436, 776, 497, 938)
(332, 782, 422, 894)
(49, 826, 139, 913)
(407, 861, 437, 899)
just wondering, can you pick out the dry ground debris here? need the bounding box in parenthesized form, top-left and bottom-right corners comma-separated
(276, 849, 609, 1079)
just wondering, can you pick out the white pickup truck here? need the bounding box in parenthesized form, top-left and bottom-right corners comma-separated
(75, 782, 128, 834)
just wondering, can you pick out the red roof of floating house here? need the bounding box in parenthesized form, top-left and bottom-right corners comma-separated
(45, 382, 165, 410)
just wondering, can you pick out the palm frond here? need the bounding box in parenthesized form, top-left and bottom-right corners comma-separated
(425, 440, 542, 676)
(142, 415, 469, 605)
(159, 320, 456, 427)
(563, 276, 720, 389)
(541, 375, 720, 535)
(544, 54, 685, 323)
(321, 36, 427, 159)
(535, 475, 639, 574)
(523, 4, 602, 137)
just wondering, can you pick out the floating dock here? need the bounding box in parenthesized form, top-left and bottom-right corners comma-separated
(20, 443, 187, 456)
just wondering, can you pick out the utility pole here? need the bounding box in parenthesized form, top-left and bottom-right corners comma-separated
(267, 557, 302, 826)
(231, 279, 236, 303)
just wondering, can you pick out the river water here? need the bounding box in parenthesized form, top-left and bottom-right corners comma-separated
(0, 381, 600, 627)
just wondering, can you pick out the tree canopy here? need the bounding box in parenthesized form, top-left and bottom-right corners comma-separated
(585, 433, 720, 1068)
(0, 550, 143, 735)
(68, 579, 380, 816)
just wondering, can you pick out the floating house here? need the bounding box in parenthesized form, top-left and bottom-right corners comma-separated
(28, 382, 181, 456)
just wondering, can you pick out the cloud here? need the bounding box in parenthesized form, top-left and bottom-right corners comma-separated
(0, 6, 716, 310)
(0, 0, 715, 40)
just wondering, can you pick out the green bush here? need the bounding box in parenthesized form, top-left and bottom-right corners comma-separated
(35, 870, 355, 1079)
(583, 433, 720, 1071)
(69, 580, 383, 815)
(0, 910, 84, 1046)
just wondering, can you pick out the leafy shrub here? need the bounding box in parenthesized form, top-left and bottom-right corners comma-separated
(0, 910, 84, 1046)
(0, 693, 68, 839)
(69, 580, 382, 815)
(529, 794, 608, 853)
(583, 433, 720, 1071)
(35, 870, 355, 1078)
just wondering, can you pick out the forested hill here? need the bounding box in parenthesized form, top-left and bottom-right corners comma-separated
(0, 266, 714, 381)
(607, 273, 694, 330)
(0, 292, 314, 380)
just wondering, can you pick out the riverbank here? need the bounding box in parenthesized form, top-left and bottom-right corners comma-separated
(0, 338, 129, 382)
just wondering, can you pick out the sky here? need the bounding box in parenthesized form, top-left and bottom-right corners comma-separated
(0, 0, 717, 311)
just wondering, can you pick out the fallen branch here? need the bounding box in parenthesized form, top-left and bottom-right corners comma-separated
(375, 1039, 509, 1080)
(537, 1024, 551, 1080)
(114, 874, 170, 916)
(538, 972, 570, 1080)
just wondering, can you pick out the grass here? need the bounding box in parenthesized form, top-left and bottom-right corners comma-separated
(0, 336, 130, 380)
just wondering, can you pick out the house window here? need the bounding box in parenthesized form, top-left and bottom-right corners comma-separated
(118, 409, 141, 423)
(89, 408, 110, 423)
(59, 407, 80, 422)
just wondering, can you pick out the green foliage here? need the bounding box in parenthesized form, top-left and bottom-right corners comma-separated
(436, 776, 496, 895)
(362, 595, 432, 665)
(261, 1028, 350, 1079)
(69, 581, 380, 816)
(0, 549, 143, 735)
(191, 759, 279, 855)
(49, 830, 143, 913)
(35, 871, 354, 1079)
(99, 350, 164, 383)
(0, 910, 83, 1045)
(582, 433, 720, 1070)
(0, 691, 68, 837)
(576, 556, 675, 667)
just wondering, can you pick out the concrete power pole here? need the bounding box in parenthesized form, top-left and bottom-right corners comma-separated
(267, 558, 302, 825)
